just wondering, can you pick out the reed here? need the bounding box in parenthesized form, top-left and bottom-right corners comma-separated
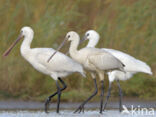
(0, 0, 155, 101)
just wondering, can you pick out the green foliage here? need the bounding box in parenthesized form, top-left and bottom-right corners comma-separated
(0, 0, 156, 101)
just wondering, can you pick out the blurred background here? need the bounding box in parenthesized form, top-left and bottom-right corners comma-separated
(0, 0, 155, 102)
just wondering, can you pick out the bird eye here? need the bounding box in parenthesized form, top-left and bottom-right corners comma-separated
(68, 35, 70, 38)
(87, 33, 89, 36)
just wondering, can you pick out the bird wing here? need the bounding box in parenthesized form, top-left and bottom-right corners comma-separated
(34, 48, 84, 74)
(87, 50, 124, 71)
(103, 48, 152, 75)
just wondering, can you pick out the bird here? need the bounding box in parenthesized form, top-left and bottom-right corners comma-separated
(82, 30, 153, 112)
(2, 26, 85, 113)
(48, 31, 125, 113)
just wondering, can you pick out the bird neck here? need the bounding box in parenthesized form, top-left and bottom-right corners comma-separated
(86, 38, 99, 47)
(20, 34, 33, 55)
(69, 38, 80, 58)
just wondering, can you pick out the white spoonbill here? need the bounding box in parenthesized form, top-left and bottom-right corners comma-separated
(48, 31, 125, 113)
(3, 26, 85, 113)
(82, 30, 153, 112)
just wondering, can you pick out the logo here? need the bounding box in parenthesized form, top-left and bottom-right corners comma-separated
(122, 105, 155, 116)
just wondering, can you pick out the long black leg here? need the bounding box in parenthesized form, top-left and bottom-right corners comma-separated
(117, 80, 122, 112)
(56, 80, 61, 113)
(58, 77, 67, 88)
(100, 80, 104, 113)
(45, 78, 67, 113)
(74, 79, 98, 113)
(103, 82, 112, 111)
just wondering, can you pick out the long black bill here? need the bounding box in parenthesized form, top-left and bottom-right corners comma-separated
(3, 33, 23, 57)
(47, 37, 67, 63)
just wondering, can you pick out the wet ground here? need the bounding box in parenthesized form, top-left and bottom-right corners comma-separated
(0, 100, 155, 117)
(0, 110, 155, 117)
(0, 100, 156, 110)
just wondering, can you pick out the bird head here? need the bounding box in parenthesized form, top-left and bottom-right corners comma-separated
(3, 26, 33, 57)
(47, 31, 80, 62)
(65, 31, 80, 42)
(21, 26, 34, 38)
(81, 30, 100, 47)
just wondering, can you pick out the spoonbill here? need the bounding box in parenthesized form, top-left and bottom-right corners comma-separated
(82, 30, 153, 112)
(48, 31, 125, 113)
(3, 26, 85, 113)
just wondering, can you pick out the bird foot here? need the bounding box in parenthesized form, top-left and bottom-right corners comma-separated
(103, 104, 107, 112)
(74, 104, 85, 113)
(119, 108, 122, 112)
(45, 97, 51, 113)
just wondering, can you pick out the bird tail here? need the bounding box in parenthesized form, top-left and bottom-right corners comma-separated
(80, 72, 86, 78)
(77, 66, 86, 78)
(135, 59, 153, 75)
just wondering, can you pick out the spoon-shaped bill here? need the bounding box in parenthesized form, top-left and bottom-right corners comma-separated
(3, 33, 23, 57)
(47, 37, 67, 63)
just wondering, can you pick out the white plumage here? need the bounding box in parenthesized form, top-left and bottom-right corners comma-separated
(104, 48, 152, 73)
(84, 30, 153, 112)
(70, 47, 124, 75)
(48, 31, 125, 113)
(21, 48, 85, 80)
(3, 26, 85, 113)
(85, 30, 152, 82)
(4, 26, 85, 80)
(103, 48, 152, 82)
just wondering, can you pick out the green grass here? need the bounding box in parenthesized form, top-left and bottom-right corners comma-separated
(0, 0, 156, 101)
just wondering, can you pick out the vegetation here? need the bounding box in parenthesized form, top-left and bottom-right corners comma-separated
(0, 0, 155, 101)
